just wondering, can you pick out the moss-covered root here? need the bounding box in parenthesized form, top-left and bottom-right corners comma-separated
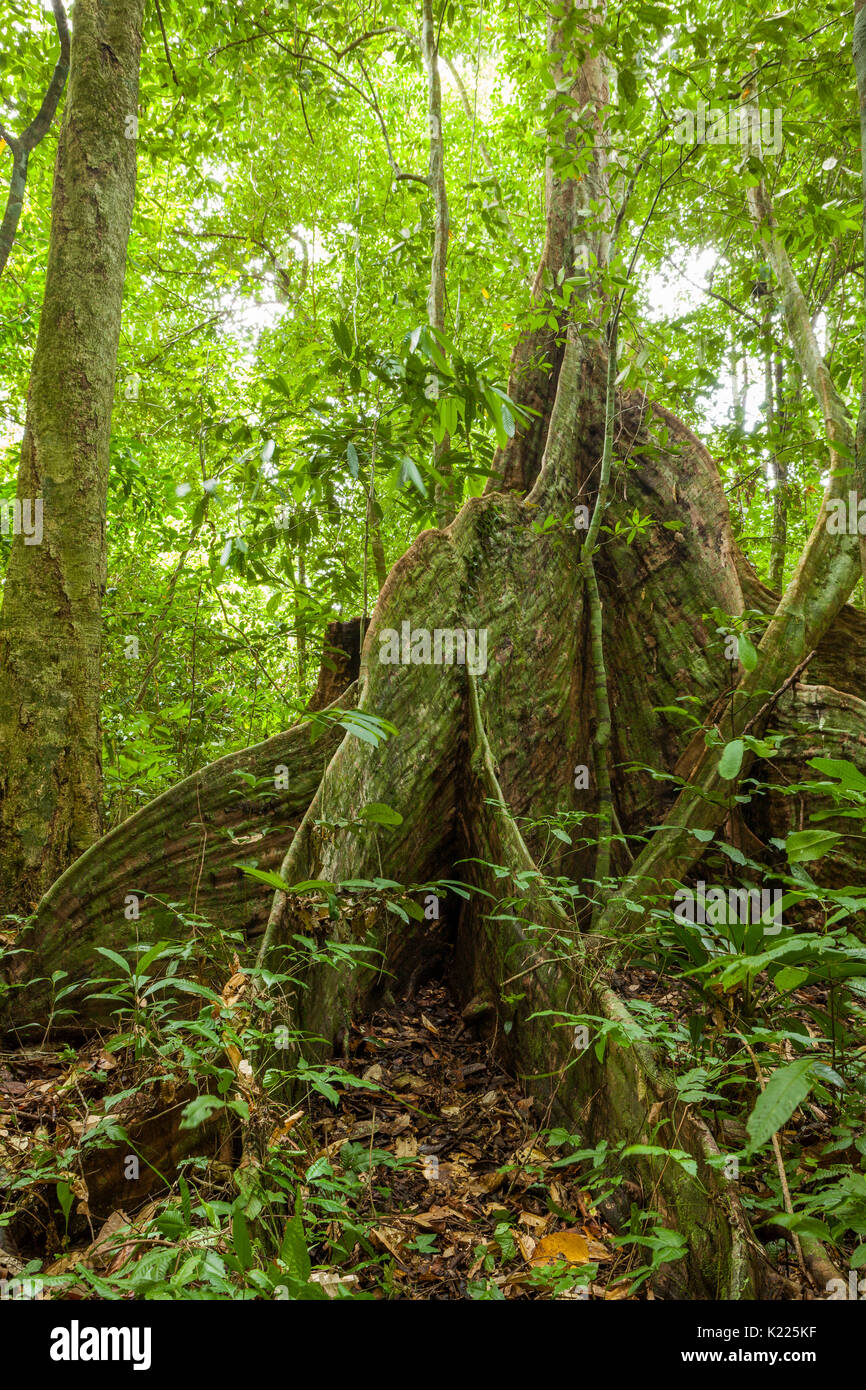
(0, 689, 357, 1033)
(459, 670, 769, 1299)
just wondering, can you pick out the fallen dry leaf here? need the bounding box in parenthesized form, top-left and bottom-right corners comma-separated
(406, 1205, 453, 1229)
(516, 1231, 537, 1261)
(530, 1228, 591, 1268)
(88, 1210, 134, 1271)
(519, 1210, 551, 1234)
(370, 1226, 407, 1258)
(468, 1170, 505, 1195)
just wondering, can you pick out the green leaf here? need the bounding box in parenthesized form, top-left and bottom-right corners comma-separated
(359, 801, 403, 826)
(618, 66, 637, 103)
(785, 829, 841, 863)
(180, 1096, 227, 1131)
(280, 1214, 311, 1284)
(718, 739, 744, 780)
(232, 1206, 253, 1271)
(398, 455, 427, 498)
(330, 319, 352, 356)
(234, 864, 290, 891)
(346, 441, 359, 480)
(745, 1058, 815, 1155)
(143, 977, 222, 1002)
(341, 721, 379, 747)
(738, 633, 758, 671)
(812, 1061, 845, 1090)
(56, 1180, 74, 1222)
(774, 965, 808, 994)
(807, 757, 866, 793)
(95, 947, 133, 977)
(133, 940, 171, 977)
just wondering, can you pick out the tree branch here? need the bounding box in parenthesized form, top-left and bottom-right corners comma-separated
(152, 0, 180, 87)
(0, 0, 69, 276)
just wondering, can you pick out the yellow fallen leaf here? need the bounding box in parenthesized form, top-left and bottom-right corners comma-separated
(530, 1228, 590, 1268)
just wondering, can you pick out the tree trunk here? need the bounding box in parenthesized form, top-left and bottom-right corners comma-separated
(5, 0, 866, 1299)
(768, 350, 790, 594)
(421, 0, 454, 529)
(0, 0, 144, 913)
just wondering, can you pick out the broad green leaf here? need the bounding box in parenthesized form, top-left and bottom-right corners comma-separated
(745, 1059, 815, 1155)
(180, 1096, 227, 1131)
(785, 829, 841, 863)
(233, 864, 291, 891)
(134, 939, 170, 973)
(280, 1214, 311, 1284)
(718, 739, 744, 780)
(773, 965, 808, 993)
(807, 757, 866, 793)
(359, 801, 403, 826)
(738, 633, 758, 670)
(232, 1206, 253, 1271)
(95, 947, 133, 977)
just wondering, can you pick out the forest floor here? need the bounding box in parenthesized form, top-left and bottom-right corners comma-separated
(0, 968, 815, 1300)
(304, 979, 624, 1299)
(0, 978, 630, 1299)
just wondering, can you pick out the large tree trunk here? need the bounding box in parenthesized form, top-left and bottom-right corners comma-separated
(7, 348, 861, 1289)
(0, 0, 144, 913)
(4, 0, 864, 1299)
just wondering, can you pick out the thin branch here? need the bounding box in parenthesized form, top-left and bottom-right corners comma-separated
(296, 38, 316, 145)
(207, 23, 426, 187)
(0, 0, 69, 276)
(355, 50, 427, 187)
(153, 0, 180, 86)
(137, 313, 222, 369)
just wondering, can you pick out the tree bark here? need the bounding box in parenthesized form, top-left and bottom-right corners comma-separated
(768, 350, 790, 594)
(852, 0, 866, 596)
(421, 0, 454, 529)
(0, 0, 144, 912)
